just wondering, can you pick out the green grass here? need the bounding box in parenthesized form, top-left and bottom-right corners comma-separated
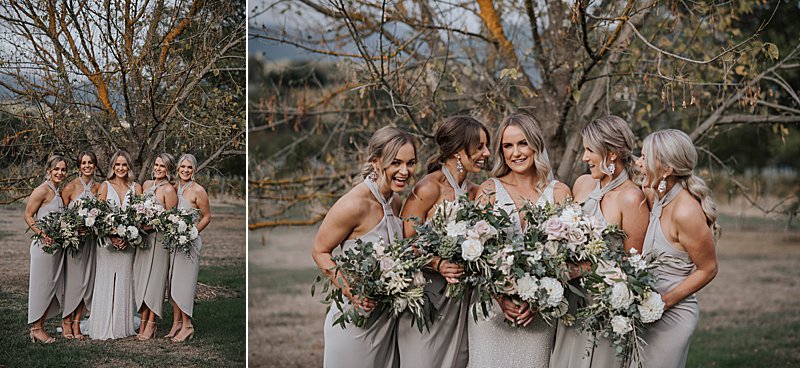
(1, 265, 245, 367)
(688, 309, 800, 367)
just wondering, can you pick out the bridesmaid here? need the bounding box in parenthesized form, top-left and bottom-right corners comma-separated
(24, 155, 68, 343)
(166, 153, 211, 342)
(398, 116, 490, 368)
(62, 150, 100, 340)
(312, 127, 417, 368)
(471, 113, 571, 367)
(133, 153, 178, 340)
(91, 150, 142, 340)
(550, 116, 649, 368)
(634, 129, 718, 368)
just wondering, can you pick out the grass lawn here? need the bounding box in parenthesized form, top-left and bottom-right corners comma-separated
(0, 264, 245, 367)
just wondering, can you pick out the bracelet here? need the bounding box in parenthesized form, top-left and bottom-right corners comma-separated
(436, 259, 444, 272)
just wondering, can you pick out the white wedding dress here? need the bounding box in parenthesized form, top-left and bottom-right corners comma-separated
(468, 179, 559, 368)
(88, 182, 137, 340)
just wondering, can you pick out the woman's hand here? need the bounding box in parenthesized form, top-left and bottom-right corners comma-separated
(434, 257, 464, 284)
(110, 236, 127, 250)
(344, 288, 377, 314)
(567, 261, 591, 280)
(498, 295, 534, 326)
(41, 234, 55, 247)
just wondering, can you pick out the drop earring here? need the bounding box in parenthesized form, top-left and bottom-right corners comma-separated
(455, 154, 464, 173)
(606, 160, 616, 175)
(368, 171, 378, 181)
(657, 177, 667, 193)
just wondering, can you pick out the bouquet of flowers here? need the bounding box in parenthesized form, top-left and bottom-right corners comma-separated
(577, 249, 665, 367)
(72, 196, 111, 231)
(127, 192, 165, 235)
(102, 204, 144, 249)
(29, 210, 81, 255)
(312, 237, 432, 331)
(152, 207, 200, 257)
(414, 196, 515, 301)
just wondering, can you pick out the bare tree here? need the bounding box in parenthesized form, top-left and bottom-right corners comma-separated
(0, 0, 245, 199)
(250, 0, 799, 227)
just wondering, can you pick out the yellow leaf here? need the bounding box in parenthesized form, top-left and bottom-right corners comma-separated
(734, 65, 747, 76)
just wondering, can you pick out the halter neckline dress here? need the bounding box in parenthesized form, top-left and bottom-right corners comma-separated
(323, 178, 402, 368)
(168, 180, 204, 318)
(64, 178, 97, 319)
(133, 180, 171, 317)
(28, 181, 66, 324)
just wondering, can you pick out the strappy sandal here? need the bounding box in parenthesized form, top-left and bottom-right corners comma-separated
(137, 321, 157, 341)
(29, 327, 56, 344)
(163, 321, 182, 338)
(171, 325, 194, 342)
(72, 319, 86, 340)
(61, 319, 74, 340)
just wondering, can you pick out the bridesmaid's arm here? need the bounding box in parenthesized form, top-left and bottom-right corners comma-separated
(62, 182, 75, 206)
(24, 186, 48, 240)
(134, 183, 143, 195)
(311, 195, 376, 311)
(618, 188, 649, 254)
(400, 180, 439, 238)
(552, 181, 572, 205)
(161, 185, 178, 210)
(194, 185, 211, 232)
(97, 183, 108, 201)
(661, 201, 717, 309)
(571, 174, 595, 203)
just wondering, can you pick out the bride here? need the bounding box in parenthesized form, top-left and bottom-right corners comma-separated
(90, 150, 142, 340)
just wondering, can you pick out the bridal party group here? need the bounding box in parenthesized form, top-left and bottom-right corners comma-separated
(25, 150, 211, 344)
(312, 114, 719, 368)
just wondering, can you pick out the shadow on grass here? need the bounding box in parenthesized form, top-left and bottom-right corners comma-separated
(1, 264, 245, 367)
(689, 309, 800, 367)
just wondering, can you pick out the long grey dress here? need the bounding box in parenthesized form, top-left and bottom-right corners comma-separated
(133, 181, 170, 317)
(396, 167, 471, 368)
(89, 182, 136, 340)
(63, 178, 96, 318)
(168, 180, 203, 318)
(28, 181, 66, 324)
(636, 183, 699, 368)
(323, 178, 403, 368)
(550, 171, 629, 368)
(468, 179, 559, 368)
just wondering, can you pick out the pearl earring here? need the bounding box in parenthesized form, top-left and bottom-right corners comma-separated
(455, 154, 464, 173)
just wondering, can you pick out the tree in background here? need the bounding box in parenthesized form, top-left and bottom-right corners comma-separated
(251, 0, 799, 226)
(0, 0, 246, 202)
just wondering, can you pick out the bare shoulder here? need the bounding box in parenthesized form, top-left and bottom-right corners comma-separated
(192, 182, 208, 196)
(617, 182, 646, 207)
(671, 191, 706, 226)
(329, 184, 370, 219)
(161, 183, 177, 194)
(62, 180, 77, 194)
(552, 180, 572, 201)
(30, 184, 49, 200)
(572, 174, 594, 192)
(410, 174, 441, 202)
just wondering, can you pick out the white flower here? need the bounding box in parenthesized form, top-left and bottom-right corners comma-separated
(412, 271, 427, 287)
(386, 273, 408, 294)
(446, 220, 469, 238)
(540, 277, 564, 307)
(435, 200, 460, 224)
(380, 257, 396, 273)
(178, 235, 188, 244)
(85, 217, 95, 227)
(611, 315, 633, 335)
(527, 248, 543, 264)
(461, 238, 484, 261)
(543, 241, 560, 256)
(177, 220, 188, 233)
(609, 282, 634, 310)
(516, 274, 539, 301)
(472, 220, 498, 241)
(78, 208, 89, 217)
(498, 255, 514, 275)
(372, 242, 386, 256)
(116, 225, 126, 237)
(628, 253, 647, 272)
(588, 216, 607, 239)
(168, 214, 180, 223)
(189, 227, 199, 239)
(127, 225, 138, 238)
(393, 296, 409, 313)
(638, 291, 665, 323)
(585, 238, 607, 256)
(565, 226, 588, 246)
(543, 217, 568, 240)
(559, 204, 584, 226)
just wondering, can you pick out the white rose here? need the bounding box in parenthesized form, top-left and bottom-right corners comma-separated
(412, 271, 427, 287)
(179, 235, 188, 244)
(127, 225, 139, 238)
(596, 261, 626, 285)
(637, 291, 665, 323)
(89, 208, 99, 217)
(177, 220, 188, 233)
(610, 282, 634, 310)
(189, 227, 199, 239)
(446, 220, 468, 238)
(540, 277, 565, 307)
(78, 208, 89, 217)
(380, 257, 396, 273)
(461, 238, 484, 261)
(168, 214, 180, 223)
(559, 204, 583, 226)
(116, 225, 126, 237)
(611, 315, 633, 335)
(85, 217, 95, 227)
(372, 242, 386, 256)
(544, 241, 560, 256)
(472, 220, 498, 241)
(516, 274, 539, 301)
(565, 226, 588, 246)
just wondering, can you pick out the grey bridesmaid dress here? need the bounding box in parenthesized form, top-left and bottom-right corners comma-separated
(550, 171, 629, 368)
(396, 167, 470, 368)
(323, 178, 402, 368)
(133, 181, 171, 317)
(28, 181, 66, 324)
(636, 183, 699, 368)
(63, 178, 96, 318)
(168, 180, 203, 318)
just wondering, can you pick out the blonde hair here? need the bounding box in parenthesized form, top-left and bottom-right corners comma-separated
(581, 115, 639, 183)
(491, 113, 551, 192)
(360, 127, 417, 180)
(642, 129, 720, 239)
(154, 153, 177, 182)
(45, 155, 67, 180)
(106, 150, 135, 184)
(426, 115, 490, 174)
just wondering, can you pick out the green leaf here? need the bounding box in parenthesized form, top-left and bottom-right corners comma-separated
(763, 43, 779, 61)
